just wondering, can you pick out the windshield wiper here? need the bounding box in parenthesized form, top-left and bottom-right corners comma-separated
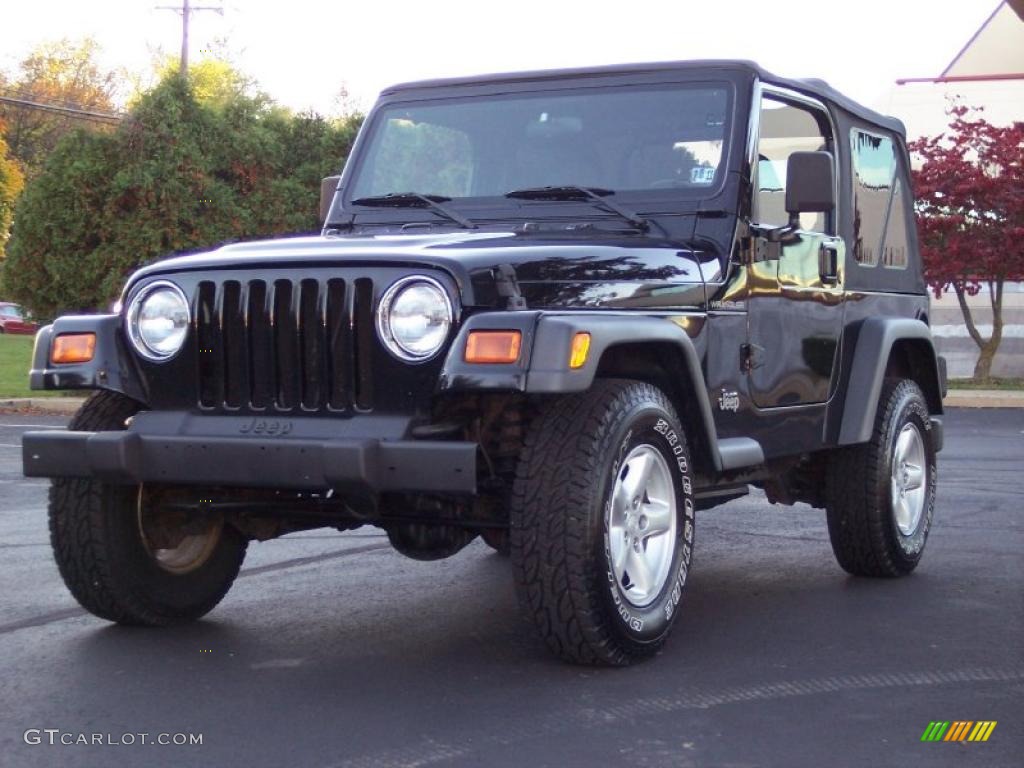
(504, 185, 649, 231)
(350, 192, 477, 229)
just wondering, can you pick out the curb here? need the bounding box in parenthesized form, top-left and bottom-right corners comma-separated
(944, 390, 1024, 409)
(0, 397, 87, 415)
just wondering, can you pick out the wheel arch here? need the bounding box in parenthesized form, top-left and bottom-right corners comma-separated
(527, 315, 724, 475)
(833, 317, 945, 447)
(886, 337, 945, 413)
(591, 340, 719, 477)
(437, 312, 729, 474)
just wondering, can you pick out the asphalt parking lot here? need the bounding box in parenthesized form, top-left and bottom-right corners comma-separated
(0, 408, 1021, 768)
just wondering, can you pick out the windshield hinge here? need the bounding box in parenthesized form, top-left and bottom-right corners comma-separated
(493, 264, 527, 310)
(322, 214, 354, 236)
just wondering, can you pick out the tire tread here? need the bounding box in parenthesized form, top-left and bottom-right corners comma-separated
(826, 379, 931, 577)
(510, 379, 683, 665)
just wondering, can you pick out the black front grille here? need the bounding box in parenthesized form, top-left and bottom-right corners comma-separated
(194, 277, 376, 411)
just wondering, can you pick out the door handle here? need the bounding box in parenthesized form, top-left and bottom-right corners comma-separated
(819, 243, 839, 285)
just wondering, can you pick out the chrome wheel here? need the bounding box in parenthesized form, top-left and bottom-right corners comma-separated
(137, 487, 223, 574)
(891, 423, 926, 536)
(607, 445, 677, 608)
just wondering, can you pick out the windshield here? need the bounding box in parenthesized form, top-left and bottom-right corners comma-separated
(348, 83, 732, 203)
(0, 305, 23, 319)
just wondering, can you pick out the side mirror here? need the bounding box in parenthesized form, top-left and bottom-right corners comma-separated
(320, 175, 341, 224)
(785, 151, 834, 218)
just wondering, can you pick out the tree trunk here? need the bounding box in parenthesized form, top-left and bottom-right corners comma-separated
(956, 280, 1005, 380)
(974, 343, 996, 379)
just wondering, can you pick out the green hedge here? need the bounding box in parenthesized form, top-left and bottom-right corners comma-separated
(2, 74, 361, 317)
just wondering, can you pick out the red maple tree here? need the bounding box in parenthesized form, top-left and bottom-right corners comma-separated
(909, 107, 1024, 379)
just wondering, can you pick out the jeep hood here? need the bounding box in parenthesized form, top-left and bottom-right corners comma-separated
(128, 231, 714, 309)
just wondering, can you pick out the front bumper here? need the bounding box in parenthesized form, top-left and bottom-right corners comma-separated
(22, 412, 477, 494)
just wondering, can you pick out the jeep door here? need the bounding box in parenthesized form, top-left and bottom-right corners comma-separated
(746, 89, 845, 408)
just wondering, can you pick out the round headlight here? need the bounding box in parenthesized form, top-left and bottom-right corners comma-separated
(377, 276, 453, 361)
(126, 281, 190, 361)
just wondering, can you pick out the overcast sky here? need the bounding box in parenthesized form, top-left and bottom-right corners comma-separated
(2, 0, 1000, 115)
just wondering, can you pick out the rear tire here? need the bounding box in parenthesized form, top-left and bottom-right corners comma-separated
(49, 391, 247, 625)
(825, 379, 937, 577)
(510, 380, 695, 665)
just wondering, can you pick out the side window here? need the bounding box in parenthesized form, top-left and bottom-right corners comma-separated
(850, 129, 908, 270)
(882, 178, 909, 269)
(755, 96, 832, 233)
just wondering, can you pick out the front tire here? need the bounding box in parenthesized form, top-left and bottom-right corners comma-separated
(825, 379, 937, 576)
(510, 380, 695, 665)
(49, 391, 247, 625)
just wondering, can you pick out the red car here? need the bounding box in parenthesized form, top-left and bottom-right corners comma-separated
(0, 303, 39, 335)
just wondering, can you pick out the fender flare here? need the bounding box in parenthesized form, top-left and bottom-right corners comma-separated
(835, 317, 945, 446)
(29, 315, 148, 403)
(439, 312, 759, 473)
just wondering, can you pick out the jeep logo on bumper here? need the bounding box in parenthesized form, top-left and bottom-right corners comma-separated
(239, 418, 293, 436)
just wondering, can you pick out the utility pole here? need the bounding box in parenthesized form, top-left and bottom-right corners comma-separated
(156, 0, 223, 74)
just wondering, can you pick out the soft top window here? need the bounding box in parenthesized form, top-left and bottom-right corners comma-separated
(850, 130, 909, 270)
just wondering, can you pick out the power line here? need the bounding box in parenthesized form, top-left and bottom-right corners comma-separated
(155, 0, 224, 74)
(0, 94, 123, 124)
(1, 86, 122, 115)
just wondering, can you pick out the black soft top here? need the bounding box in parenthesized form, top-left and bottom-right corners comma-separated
(383, 59, 905, 137)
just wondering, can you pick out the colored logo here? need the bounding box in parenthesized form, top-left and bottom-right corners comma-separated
(921, 721, 997, 742)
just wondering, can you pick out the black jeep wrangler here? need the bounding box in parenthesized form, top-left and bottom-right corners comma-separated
(23, 60, 946, 665)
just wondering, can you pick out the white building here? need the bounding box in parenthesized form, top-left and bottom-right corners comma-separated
(876, 1, 1024, 378)
(879, 1, 1024, 139)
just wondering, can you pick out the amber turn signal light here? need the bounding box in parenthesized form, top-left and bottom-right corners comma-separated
(464, 330, 522, 364)
(569, 332, 591, 369)
(51, 333, 96, 364)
